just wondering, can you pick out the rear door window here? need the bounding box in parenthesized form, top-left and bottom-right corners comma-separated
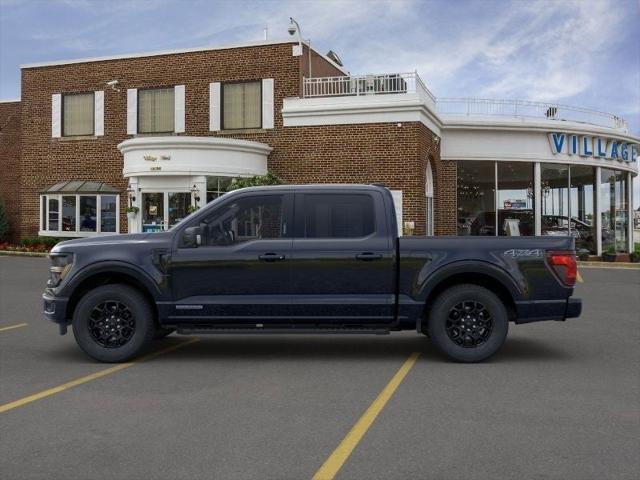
(303, 194, 375, 238)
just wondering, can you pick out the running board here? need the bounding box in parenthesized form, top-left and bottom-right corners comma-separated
(175, 326, 391, 335)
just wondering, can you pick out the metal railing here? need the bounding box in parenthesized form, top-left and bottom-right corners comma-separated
(436, 98, 628, 131)
(303, 72, 436, 102)
(301, 74, 628, 131)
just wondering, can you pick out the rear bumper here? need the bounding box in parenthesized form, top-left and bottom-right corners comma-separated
(43, 292, 69, 326)
(515, 297, 582, 324)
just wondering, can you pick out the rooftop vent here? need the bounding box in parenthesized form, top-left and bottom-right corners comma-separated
(326, 50, 343, 67)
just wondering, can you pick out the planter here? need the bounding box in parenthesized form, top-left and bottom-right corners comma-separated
(602, 253, 618, 262)
(629, 253, 640, 263)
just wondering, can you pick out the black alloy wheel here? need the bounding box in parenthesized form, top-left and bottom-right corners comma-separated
(88, 300, 136, 348)
(425, 284, 508, 363)
(445, 301, 493, 348)
(72, 284, 155, 363)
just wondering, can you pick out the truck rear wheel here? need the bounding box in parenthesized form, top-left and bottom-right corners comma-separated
(72, 284, 155, 363)
(426, 284, 508, 363)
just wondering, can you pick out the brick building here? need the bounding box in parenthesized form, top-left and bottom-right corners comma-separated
(0, 38, 638, 254)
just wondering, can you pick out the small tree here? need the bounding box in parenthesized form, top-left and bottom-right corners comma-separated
(0, 196, 9, 242)
(226, 172, 282, 192)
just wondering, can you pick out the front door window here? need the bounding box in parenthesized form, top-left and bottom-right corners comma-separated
(142, 192, 191, 232)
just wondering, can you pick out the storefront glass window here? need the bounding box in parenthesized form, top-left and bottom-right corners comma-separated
(614, 171, 628, 252)
(62, 196, 76, 232)
(541, 164, 569, 236)
(600, 168, 629, 253)
(457, 161, 495, 236)
(569, 165, 596, 253)
(497, 162, 534, 236)
(79, 196, 97, 232)
(206, 176, 234, 203)
(100, 195, 117, 233)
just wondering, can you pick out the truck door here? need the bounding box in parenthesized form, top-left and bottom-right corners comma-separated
(289, 190, 395, 325)
(169, 192, 293, 324)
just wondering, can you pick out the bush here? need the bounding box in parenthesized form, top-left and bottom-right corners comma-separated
(226, 172, 282, 192)
(577, 251, 589, 261)
(0, 197, 9, 241)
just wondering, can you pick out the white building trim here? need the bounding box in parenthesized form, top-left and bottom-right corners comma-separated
(282, 93, 442, 135)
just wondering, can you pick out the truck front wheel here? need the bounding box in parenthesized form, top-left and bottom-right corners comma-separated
(426, 284, 508, 363)
(72, 284, 155, 363)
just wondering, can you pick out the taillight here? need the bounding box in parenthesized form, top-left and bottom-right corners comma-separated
(547, 251, 577, 287)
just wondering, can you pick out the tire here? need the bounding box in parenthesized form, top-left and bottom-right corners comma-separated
(153, 327, 175, 340)
(72, 284, 155, 363)
(426, 284, 508, 363)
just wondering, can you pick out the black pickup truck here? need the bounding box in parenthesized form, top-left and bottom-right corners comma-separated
(44, 184, 581, 363)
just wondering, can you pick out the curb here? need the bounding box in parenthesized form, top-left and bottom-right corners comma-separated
(578, 261, 640, 269)
(0, 251, 49, 258)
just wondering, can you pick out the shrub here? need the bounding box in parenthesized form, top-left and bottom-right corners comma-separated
(226, 172, 282, 191)
(577, 251, 589, 261)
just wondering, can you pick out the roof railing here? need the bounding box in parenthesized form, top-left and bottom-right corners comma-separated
(301, 74, 627, 131)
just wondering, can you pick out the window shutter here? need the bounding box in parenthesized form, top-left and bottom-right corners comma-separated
(127, 88, 137, 135)
(174, 85, 185, 133)
(209, 82, 220, 131)
(51, 94, 61, 138)
(262, 78, 274, 129)
(94, 91, 104, 136)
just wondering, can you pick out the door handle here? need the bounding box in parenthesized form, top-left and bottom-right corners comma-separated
(259, 253, 286, 262)
(356, 252, 383, 261)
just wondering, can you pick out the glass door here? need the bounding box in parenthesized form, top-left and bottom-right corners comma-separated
(142, 193, 165, 232)
(168, 192, 190, 228)
(142, 191, 191, 232)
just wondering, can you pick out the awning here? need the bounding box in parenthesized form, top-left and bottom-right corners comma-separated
(41, 180, 119, 194)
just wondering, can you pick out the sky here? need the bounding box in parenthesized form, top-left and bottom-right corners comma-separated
(1, 0, 639, 203)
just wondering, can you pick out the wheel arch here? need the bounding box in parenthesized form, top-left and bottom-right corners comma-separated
(419, 263, 519, 331)
(64, 263, 160, 326)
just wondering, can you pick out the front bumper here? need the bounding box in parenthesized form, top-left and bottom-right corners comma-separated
(43, 292, 70, 330)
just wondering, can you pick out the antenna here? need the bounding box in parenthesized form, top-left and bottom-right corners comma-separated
(263, 24, 268, 40)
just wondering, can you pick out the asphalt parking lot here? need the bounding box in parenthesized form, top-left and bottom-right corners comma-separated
(0, 256, 639, 480)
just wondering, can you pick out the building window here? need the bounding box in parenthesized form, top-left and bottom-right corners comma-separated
(62, 92, 94, 136)
(601, 169, 628, 253)
(206, 176, 234, 203)
(569, 166, 596, 253)
(40, 194, 119, 237)
(138, 88, 175, 133)
(303, 194, 375, 238)
(457, 161, 496, 236)
(222, 81, 261, 130)
(497, 162, 534, 236)
(426, 161, 434, 236)
(541, 164, 569, 236)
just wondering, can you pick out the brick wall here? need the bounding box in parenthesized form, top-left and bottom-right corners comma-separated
(418, 124, 456, 235)
(17, 41, 443, 239)
(0, 101, 21, 242)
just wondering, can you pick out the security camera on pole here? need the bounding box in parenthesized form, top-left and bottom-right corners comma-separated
(288, 17, 311, 78)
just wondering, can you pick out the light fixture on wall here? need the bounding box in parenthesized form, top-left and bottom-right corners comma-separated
(126, 185, 136, 205)
(190, 184, 200, 205)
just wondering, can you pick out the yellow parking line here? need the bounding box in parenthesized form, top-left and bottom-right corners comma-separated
(0, 337, 199, 414)
(577, 271, 583, 283)
(0, 323, 28, 332)
(312, 352, 420, 480)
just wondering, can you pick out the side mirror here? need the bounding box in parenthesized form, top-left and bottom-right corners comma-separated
(182, 226, 202, 248)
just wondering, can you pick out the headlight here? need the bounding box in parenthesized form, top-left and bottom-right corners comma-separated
(48, 253, 74, 288)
